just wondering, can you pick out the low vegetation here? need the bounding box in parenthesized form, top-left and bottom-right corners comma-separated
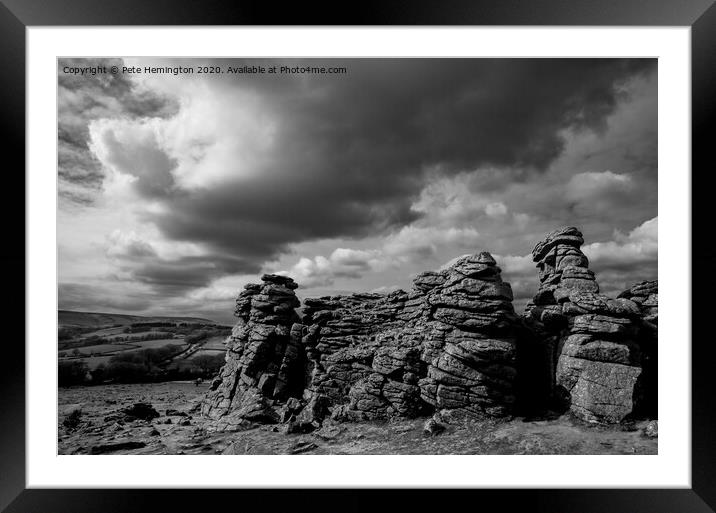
(58, 360, 90, 387)
(170, 353, 226, 379)
(88, 344, 184, 384)
(58, 311, 232, 387)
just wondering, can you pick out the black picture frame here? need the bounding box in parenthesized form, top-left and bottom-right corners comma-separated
(2, 1, 714, 511)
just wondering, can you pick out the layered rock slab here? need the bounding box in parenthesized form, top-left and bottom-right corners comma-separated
(305, 252, 520, 422)
(413, 253, 520, 418)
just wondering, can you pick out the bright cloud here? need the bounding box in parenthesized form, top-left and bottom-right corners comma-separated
(584, 216, 657, 268)
(566, 170, 634, 202)
(485, 202, 508, 217)
(279, 226, 482, 287)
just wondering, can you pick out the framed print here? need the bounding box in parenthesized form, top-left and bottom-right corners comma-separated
(3, 0, 715, 511)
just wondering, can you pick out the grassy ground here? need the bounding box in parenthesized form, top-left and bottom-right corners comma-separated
(59, 318, 228, 373)
(65, 343, 132, 355)
(131, 339, 186, 349)
(200, 336, 227, 350)
(58, 382, 658, 456)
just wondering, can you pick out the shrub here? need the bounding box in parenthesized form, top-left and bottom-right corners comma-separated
(58, 327, 75, 341)
(58, 360, 89, 387)
(192, 353, 226, 376)
(103, 361, 148, 382)
(185, 330, 209, 344)
(90, 363, 106, 383)
(102, 344, 185, 383)
(57, 325, 96, 341)
(62, 409, 82, 430)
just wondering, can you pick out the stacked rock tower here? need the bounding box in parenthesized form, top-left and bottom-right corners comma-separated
(525, 227, 656, 423)
(201, 274, 303, 431)
(409, 252, 520, 418)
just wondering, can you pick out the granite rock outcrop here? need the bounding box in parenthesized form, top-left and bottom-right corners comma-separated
(203, 252, 522, 430)
(618, 280, 658, 417)
(201, 274, 303, 431)
(524, 227, 657, 423)
(202, 228, 657, 430)
(331, 252, 521, 422)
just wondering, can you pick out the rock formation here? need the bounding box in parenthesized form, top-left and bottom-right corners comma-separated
(201, 274, 303, 430)
(329, 252, 521, 422)
(202, 228, 657, 430)
(618, 280, 658, 418)
(409, 253, 520, 418)
(203, 252, 522, 430)
(524, 227, 657, 423)
(618, 280, 658, 325)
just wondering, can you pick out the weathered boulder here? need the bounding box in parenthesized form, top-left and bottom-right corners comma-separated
(122, 402, 159, 421)
(556, 356, 642, 423)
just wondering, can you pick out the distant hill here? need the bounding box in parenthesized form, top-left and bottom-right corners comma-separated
(58, 310, 221, 328)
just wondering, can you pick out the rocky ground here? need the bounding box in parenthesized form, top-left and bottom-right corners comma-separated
(59, 382, 657, 455)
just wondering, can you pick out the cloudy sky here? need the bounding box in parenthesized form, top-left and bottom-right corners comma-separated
(58, 58, 657, 324)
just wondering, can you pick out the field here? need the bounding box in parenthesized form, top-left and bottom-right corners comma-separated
(81, 356, 113, 369)
(186, 349, 225, 361)
(62, 343, 134, 356)
(58, 382, 659, 455)
(179, 336, 227, 361)
(200, 336, 226, 350)
(59, 310, 216, 328)
(104, 331, 174, 341)
(132, 339, 186, 349)
(58, 310, 231, 381)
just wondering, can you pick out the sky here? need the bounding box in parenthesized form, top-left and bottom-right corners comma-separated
(58, 58, 657, 324)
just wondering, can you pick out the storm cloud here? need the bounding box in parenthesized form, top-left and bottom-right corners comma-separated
(58, 58, 657, 318)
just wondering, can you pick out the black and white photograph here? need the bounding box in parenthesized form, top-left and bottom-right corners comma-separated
(57, 57, 658, 456)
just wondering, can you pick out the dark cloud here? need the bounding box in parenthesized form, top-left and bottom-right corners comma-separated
(59, 58, 657, 312)
(120, 255, 255, 295)
(58, 57, 178, 201)
(58, 283, 154, 313)
(101, 58, 654, 280)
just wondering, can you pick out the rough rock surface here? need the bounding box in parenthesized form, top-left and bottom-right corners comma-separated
(618, 280, 658, 326)
(202, 229, 657, 430)
(524, 227, 657, 423)
(329, 252, 521, 422)
(618, 280, 658, 417)
(201, 274, 302, 431)
(203, 253, 521, 430)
